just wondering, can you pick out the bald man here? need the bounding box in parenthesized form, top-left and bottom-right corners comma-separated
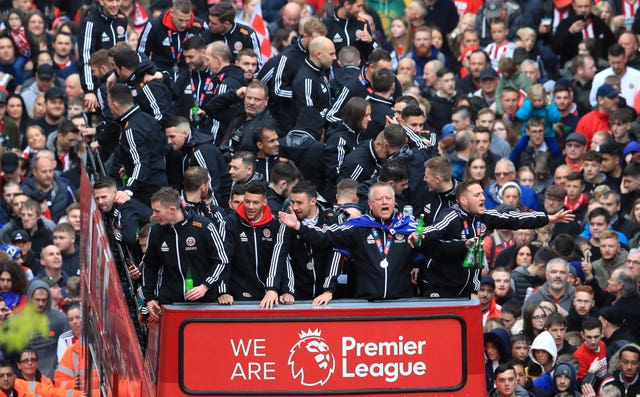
(64, 74, 84, 100)
(292, 36, 336, 117)
(268, 2, 302, 38)
(204, 41, 247, 94)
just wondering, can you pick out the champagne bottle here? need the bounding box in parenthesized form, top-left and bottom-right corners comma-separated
(475, 238, 485, 269)
(185, 267, 194, 291)
(462, 238, 477, 269)
(415, 214, 424, 247)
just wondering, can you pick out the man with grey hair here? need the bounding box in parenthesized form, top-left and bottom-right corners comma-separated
(625, 248, 640, 284)
(520, 59, 540, 84)
(484, 158, 542, 211)
(606, 268, 640, 339)
(421, 59, 444, 97)
(523, 258, 575, 316)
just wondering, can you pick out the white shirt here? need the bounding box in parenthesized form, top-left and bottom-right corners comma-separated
(589, 66, 640, 107)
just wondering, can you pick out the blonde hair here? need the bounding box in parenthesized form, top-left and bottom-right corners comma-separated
(516, 27, 536, 42)
(528, 84, 546, 102)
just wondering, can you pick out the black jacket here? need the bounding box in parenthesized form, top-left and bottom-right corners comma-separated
(203, 21, 262, 68)
(137, 9, 207, 73)
(297, 214, 417, 300)
(292, 59, 332, 118)
(322, 10, 374, 64)
(212, 64, 247, 95)
(204, 89, 278, 153)
(257, 37, 308, 132)
(125, 59, 175, 124)
(412, 178, 460, 227)
(323, 121, 364, 200)
(553, 13, 615, 64)
(364, 93, 394, 140)
(141, 210, 228, 304)
(109, 105, 168, 197)
(339, 139, 383, 183)
(175, 68, 216, 119)
(420, 205, 549, 297)
(283, 208, 333, 300)
(179, 129, 233, 207)
(78, 5, 128, 92)
(221, 205, 290, 300)
(279, 111, 326, 194)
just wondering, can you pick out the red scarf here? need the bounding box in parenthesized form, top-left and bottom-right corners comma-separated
(564, 193, 588, 212)
(10, 27, 31, 57)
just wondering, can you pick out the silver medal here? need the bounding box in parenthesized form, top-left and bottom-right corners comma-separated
(307, 262, 314, 270)
(380, 258, 388, 268)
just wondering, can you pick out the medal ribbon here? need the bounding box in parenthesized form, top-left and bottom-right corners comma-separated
(167, 30, 190, 62)
(190, 73, 212, 107)
(371, 228, 393, 259)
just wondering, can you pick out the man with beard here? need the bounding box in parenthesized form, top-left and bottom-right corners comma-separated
(175, 35, 215, 122)
(410, 26, 446, 75)
(523, 258, 575, 315)
(30, 87, 66, 136)
(572, 54, 597, 116)
(565, 285, 597, 332)
(553, 83, 579, 133)
(137, 0, 206, 75)
(292, 37, 336, 118)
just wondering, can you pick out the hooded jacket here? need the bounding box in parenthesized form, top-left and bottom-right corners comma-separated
(485, 328, 513, 390)
(551, 362, 579, 396)
(137, 8, 206, 72)
(221, 204, 290, 300)
(26, 280, 69, 378)
(527, 331, 558, 380)
(603, 343, 640, 396)
(279, 107, 326, 195)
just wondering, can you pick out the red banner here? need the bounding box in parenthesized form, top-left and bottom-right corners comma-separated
(180, 316, 466, 394)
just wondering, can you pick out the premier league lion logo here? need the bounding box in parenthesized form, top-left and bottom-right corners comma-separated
(288, 329, 335, 386)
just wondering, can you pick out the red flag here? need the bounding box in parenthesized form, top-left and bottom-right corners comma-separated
(250, 1, 272, 63)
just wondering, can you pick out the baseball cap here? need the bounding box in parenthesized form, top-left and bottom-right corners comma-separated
(37, 64, 54, 80)
(41, 275, 63, 288)
(565, 133, 586, 146)
(596, 83, 620, 98)
(485, 0, 504, 19)
(481, 275, 495, 289)
(45, 86, 65, 101)
(599, 306, 625, 327)
(1, 152, 19, 174)
(479, 67, 499, 81)
(10, 229, 31, 243)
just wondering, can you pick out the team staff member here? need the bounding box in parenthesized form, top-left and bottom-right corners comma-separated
(137, 0, 207, 75)
(322, 0, 374, 64)
(281, 181, 332, 301)
(292, 36, 336, 118)
(218, 181, 290, 309)
(174, 35, 215, 121)
(205, 2, 263, 68)
(107, 84, 168, 205)
(279, 183, 418, 304)
(78, 0, 128, 111)
(141, 188, 228, 321)
(411, 180, 575, 298)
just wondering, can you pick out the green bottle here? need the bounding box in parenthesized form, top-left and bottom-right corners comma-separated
(121, 173, 129, 186)
(462, 238, 477, 269)
(415, 214, 424, 247)
(191, 99, 201, 128)
(475, 238, 485, 269)
(185, 267, 194, 291)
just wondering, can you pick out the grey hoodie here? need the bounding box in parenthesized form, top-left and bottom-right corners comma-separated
(26, 279, 69, 378)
